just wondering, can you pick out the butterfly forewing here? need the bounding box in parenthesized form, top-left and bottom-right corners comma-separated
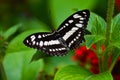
(23, 32, 68, 56)
(57, 10, 90, 49)
(23, 10, 90, 56)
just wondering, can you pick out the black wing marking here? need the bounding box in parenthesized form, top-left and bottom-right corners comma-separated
(57, 10, 90, 49)
(23, 32, 68, 56)
(23, 10, 90, 56)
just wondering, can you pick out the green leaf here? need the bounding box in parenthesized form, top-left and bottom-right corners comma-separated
(109, 48, 120, 72)
(43, 51, 75, 75)
(112, 48, 120, 60)
(86, 71, 113, 80)
(6, 30, 37, 53)
(31, 51, 75, 76)
(85, 35, 105, 48)
(4, 50, 44, 80)
(5, 22, 50, 80)
(54, 65, 113, 80)
(110, 42, 120, 49)
(31, 51, 50, 62)
(50, 0, 98, 29)
(84, 12, 106, 48)
(54, 65, 92, 80)
(31, 49, 75, 76)
(87, 12, 106, 35)
(6, 26, 50, 54)
(4, 23, 22, 39)
(110, 13, 120, 49)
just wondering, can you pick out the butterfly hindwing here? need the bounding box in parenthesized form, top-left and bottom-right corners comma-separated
(57, 10, 90, 49)
(23, 32, 67, 56)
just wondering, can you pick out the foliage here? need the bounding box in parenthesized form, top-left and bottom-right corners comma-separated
(54, 65, 112, 80)
(0, 0, 120, 80)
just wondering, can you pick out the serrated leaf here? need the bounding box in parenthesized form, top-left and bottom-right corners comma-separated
(4, 23, 22, 39)
(110, 13, 120, 49)
(85, 35, 105, 48)
(86, 71, 113, 80)
(54, 65, 92, 80)
(87, 12, 106, 35)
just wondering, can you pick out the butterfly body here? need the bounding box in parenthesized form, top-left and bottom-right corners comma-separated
(23, 10, 90, 56)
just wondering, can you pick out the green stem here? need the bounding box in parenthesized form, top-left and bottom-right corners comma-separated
(0, 61, 7, 80)
(105, 0, 115, 46)
(104, 0, 115, 71)
(99, 55, 104, 72)
(96, 42, 103, 72)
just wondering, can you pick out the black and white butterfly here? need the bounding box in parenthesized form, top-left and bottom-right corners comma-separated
(23, 9, 90, 56)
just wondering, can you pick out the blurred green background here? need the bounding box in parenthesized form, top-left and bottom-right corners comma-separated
(0, 0, 108, 31)
(0, 0, 114, 80)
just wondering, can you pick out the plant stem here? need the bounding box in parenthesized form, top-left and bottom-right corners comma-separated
(99, 55, 104, 72)
(0, 61, 7, 80)
(104, 0, 115, 71)
(105, 0, 115, 46)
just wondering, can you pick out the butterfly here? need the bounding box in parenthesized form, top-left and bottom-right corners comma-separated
(23, 9, 90, 56)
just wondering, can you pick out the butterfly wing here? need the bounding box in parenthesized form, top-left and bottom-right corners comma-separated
(23, 9, 90, 56)
(23, 32, 67, 56)
(57, 10, 90, 49)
